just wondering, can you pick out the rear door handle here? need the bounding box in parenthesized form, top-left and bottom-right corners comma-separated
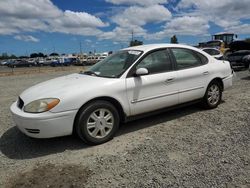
(203, 71, 209, 75)
(165, 77, 175, 83)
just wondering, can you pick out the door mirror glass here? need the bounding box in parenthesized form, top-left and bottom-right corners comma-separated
(135, 68, 148, 76)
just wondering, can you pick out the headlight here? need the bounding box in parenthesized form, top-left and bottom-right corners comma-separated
(24, 98, 60, 113)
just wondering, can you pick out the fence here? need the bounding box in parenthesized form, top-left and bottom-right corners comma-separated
(0, 65, 86, 76)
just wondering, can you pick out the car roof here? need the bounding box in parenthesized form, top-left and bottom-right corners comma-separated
(123, 43, 199, 53)
(201, 48, 220, 50)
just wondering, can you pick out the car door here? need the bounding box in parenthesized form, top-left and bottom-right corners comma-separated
(126, 49, 178, 116)
(170, 48, 209, 104)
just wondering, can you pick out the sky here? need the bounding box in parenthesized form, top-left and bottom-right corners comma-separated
(0, 0, 250, 56)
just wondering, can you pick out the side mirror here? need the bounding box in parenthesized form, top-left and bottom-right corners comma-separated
(135, 68, 149, 76)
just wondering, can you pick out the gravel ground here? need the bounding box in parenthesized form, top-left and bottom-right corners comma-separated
(0, 70, 249, 188)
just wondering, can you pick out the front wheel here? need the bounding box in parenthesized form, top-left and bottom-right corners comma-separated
(202, 81, 222, 109)
(75, 100, 120, 145)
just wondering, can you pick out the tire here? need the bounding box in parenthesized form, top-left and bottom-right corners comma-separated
(202, 81, 222, 109)
(75, 100, 120, 145)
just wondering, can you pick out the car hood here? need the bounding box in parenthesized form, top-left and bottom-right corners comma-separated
(20, 73, 115, 104)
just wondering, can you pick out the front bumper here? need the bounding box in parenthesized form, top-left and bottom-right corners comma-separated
(10, 102, 78, 138)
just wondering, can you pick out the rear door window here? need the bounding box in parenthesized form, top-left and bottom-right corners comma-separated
(171, 48, 207, 70)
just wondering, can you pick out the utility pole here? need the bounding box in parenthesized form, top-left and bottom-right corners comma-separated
(131, 30, 134, 42)
(79, 41, 82, 55)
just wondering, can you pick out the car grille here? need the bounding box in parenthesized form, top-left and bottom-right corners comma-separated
(17, 97, 24, 109)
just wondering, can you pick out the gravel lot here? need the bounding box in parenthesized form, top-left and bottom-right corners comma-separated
(0, 69, 249, 188)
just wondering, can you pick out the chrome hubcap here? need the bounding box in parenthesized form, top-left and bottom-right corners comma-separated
(207, 84, 220, 105)
(87, 108, 114, 139)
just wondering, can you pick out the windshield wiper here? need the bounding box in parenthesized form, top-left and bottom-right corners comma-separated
(82, 71, 98, 76)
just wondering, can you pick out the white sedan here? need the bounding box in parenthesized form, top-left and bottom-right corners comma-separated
(11, 44, 233, 145)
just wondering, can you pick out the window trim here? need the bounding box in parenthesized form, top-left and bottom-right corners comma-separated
(169, 47, 208, 71)
(126, 48, 174, 78)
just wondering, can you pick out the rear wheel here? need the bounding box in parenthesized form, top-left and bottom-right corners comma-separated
(75, 100, 120, 145)
(202, 81, 222, 109)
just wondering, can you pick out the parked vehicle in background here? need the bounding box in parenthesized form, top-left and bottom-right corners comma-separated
(50, 59, 63, 67)
(0, 60, 8, 66)
(97, 55, 108, 62)
(229, 40, 250, 51)
(212, 33, 234, 47)
(27, 58, 37, 66)
(61, 57, 74, 66)
(37, 58, 46, 66)
(7, 59, 36, 68)
(52, 57, 76, 66)
(225, 50, 250, 69)
(38, 58, 58, 66)
(73, 58, 82, 66)
(10, 44, 233, 145)
(201, 48, 223, 60)
(243, 54, 250, 69)
(86, 56, 97, 65)
(76, 54, 88, 66)
(198, 33, 236, 55)
(3, 59, 15, 66)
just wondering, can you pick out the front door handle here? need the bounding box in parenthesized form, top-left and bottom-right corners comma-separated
(203, 71, 209, 75)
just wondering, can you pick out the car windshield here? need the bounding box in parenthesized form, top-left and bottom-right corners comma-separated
(83, 50, 142, 78)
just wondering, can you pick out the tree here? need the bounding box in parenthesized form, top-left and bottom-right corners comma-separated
(19, 56, 29, 59)
(30, 52, 46, 58)
(129, 40, 143, 47)
(49, 53, 59, 56)
(38, 52, 46, 57)
(170, 35, 178, 44)
(30, 53, 38, 58)
(245, 38, 250, 43)
(9, 54, 17, 59)
(0, 53, 17, 60)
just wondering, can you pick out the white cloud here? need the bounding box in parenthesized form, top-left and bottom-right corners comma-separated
(0, 0, 107, 37)
(165, 16, 209, 35)
(100, 25, 147, 42)
(112, 5, 172, 26)
(225, 24, 250, 35)
(52, 10, 108, 28)
(0, 0, 61, 19)
(177, 0, 250, 33)
(14, 35, 40, 42)
(106, 0, 168, 6)
(99, 4, 172, 42)
(147, 16, 209, 40)
(85, 39, 92, 43)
